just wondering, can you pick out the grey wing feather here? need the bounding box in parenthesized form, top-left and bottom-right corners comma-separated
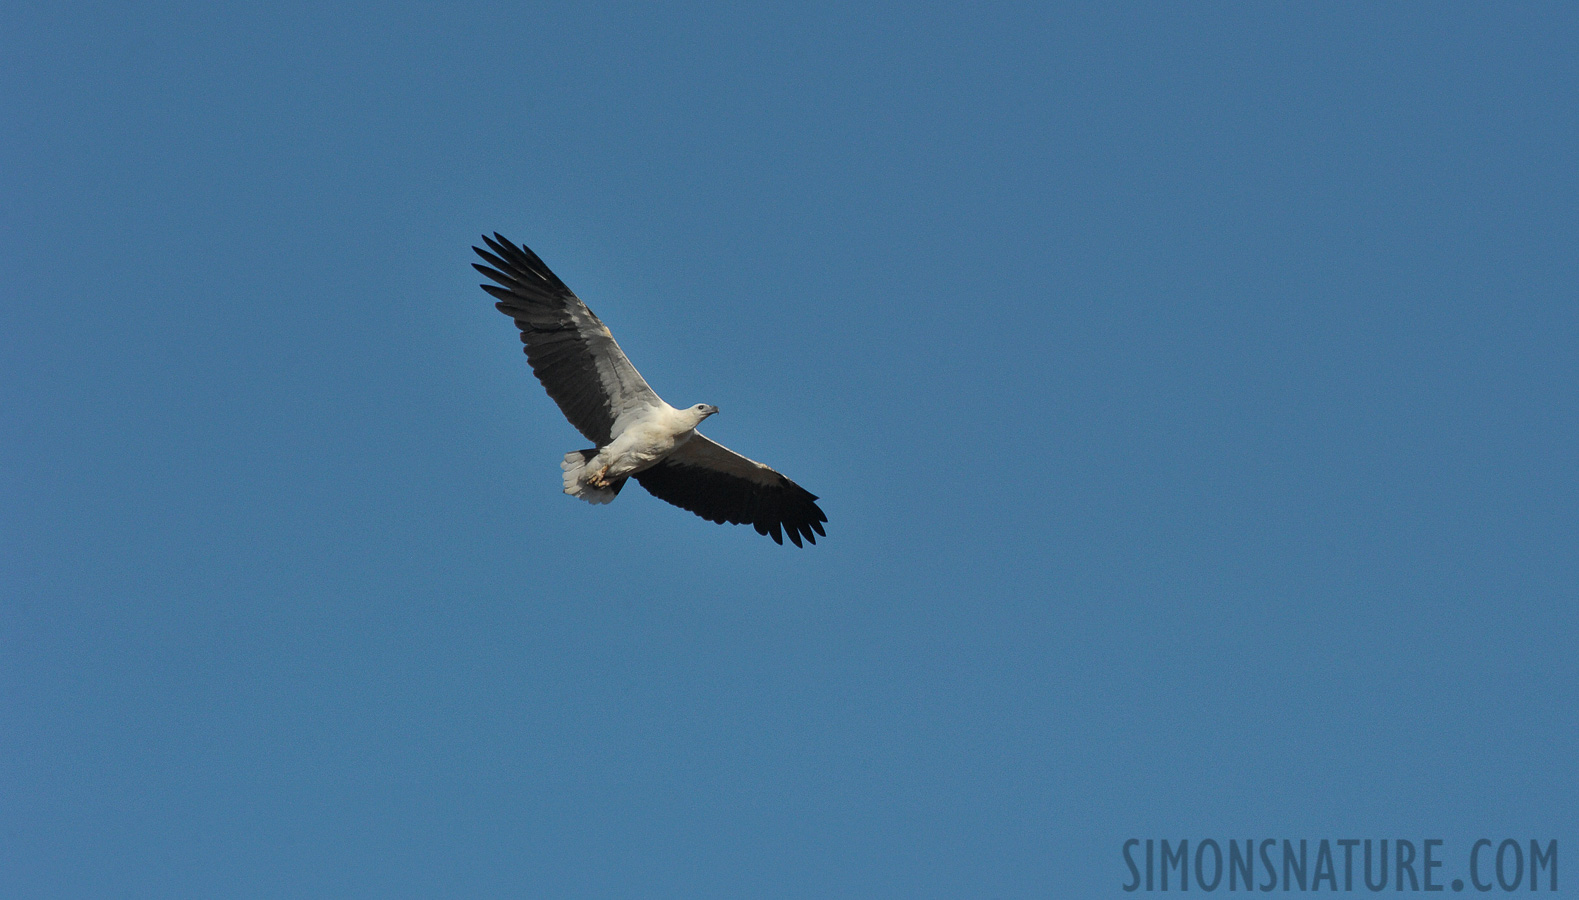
(473, 234, 661, 445)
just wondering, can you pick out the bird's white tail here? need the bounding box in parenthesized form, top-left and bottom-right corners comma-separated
(561, 450, 622, 504)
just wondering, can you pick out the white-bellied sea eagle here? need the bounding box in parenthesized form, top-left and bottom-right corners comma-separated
(473, 234, 828, 546)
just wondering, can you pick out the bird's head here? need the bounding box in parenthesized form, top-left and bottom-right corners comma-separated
(688, 403, 720, 423)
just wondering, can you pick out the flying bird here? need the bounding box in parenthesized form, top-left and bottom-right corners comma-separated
(473, 234, 827, 546)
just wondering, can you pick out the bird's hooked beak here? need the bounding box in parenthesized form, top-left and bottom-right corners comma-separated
(706, 405, 720, 418)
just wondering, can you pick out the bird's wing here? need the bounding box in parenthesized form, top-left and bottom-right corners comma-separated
(473, 234, 662, 445)
(633, 434, 827, 547)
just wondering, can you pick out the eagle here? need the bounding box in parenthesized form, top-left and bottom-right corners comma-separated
(472, 234, 828, 547)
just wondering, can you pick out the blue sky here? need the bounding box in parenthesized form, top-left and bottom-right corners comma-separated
(3, 2, 1575, 896)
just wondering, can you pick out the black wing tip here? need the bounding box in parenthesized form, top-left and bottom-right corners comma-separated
(474, 237, 515, 276)
(761, 506, 829, 548)
(474, 234, 566, 294)
(475, 234, 521, 268)
(784, 518, 821, 548)
(479, 284, 516, 304)
(473, 262, 514, 288)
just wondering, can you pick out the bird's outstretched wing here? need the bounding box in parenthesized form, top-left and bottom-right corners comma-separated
(473, 234, 661, 445)
(633, 435, 827, 546)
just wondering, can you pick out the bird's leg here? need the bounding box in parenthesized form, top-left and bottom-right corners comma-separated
(587, 465, 611, 489)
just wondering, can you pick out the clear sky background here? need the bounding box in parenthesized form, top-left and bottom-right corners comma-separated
(3, 3, 1575, 897)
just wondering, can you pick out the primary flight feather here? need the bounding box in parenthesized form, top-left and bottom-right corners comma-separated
(473, 234, 827, 546)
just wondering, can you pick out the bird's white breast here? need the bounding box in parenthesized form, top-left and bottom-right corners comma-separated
(600, 406, 698, 478)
